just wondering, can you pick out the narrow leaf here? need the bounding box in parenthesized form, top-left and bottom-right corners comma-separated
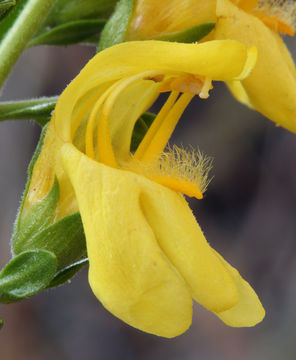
(0, 97, 58, 126)
(98, 0, 134, 51)
(156, 22, 216, 44)
(0, 317, 3, 329)
(29, 19, 106, 46)
(48, 258, 88, 288)
(0, 250, 57, 303)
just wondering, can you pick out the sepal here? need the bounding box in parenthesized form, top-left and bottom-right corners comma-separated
(48, 258, 88, 288)
(46, 0, 117, 26)
(12, 124, 49, 237)
(0, 250, 57, 303)
(31, 0, 117, 47)
(13, 209, 87, 271)
(34, 213, 85, 271)
(12, 177, 60, 254)
(155, 22, 215, 43)
(98, 0, 134, 51)
(29, 19, 106, 47)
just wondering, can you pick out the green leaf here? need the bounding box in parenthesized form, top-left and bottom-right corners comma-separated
(0, 250, 57, 303)
(12, 178, 60, 254)
(156, 22, 216, 43)
(29, 19, 106, 46)
(0, 0, 16, 20)
(48, 258, 88, 288)
(0, 97, 58, 126)
(130, 112, 156, 152)
(46, 0, 117, 27)
(16, 212, 86, 270)
(98, 0, 134, 51)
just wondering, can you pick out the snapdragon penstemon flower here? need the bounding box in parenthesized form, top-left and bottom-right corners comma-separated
(125, 0, 296, 133)
(25, 40, 264, 337)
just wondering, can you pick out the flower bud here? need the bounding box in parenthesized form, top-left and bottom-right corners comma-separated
(10, 125, 87, 286)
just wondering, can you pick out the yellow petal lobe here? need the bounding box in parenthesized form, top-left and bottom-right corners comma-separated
(61, 143, 193, 338)
(139, 188, 239, 313)
(214, 251, 265, 327)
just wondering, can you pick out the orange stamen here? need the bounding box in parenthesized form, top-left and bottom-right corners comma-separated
(152, 176, 203, 199)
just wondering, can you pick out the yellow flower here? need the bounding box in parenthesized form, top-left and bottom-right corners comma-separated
(29, 40, 264, 337)
(126, 0, 296, 133)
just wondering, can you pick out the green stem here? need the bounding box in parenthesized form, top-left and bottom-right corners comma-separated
(0, 0, 57, 89)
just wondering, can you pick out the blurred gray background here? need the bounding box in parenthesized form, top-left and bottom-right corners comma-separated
(0, 38, 296, 360)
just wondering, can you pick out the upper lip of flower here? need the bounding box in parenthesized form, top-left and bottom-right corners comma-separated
(53, 40, 256, 199)
(54, 40, 257, 140)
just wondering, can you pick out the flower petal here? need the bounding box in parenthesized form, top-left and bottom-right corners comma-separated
(227, 80, 254, 109)
(215, 0, 296, 133)
(106, 78, 160, 162)
(125, 0, 216, 40)
(138, 185, 239, 313)
(61, 143, 193, 338)
(214, 250, 265, 327)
